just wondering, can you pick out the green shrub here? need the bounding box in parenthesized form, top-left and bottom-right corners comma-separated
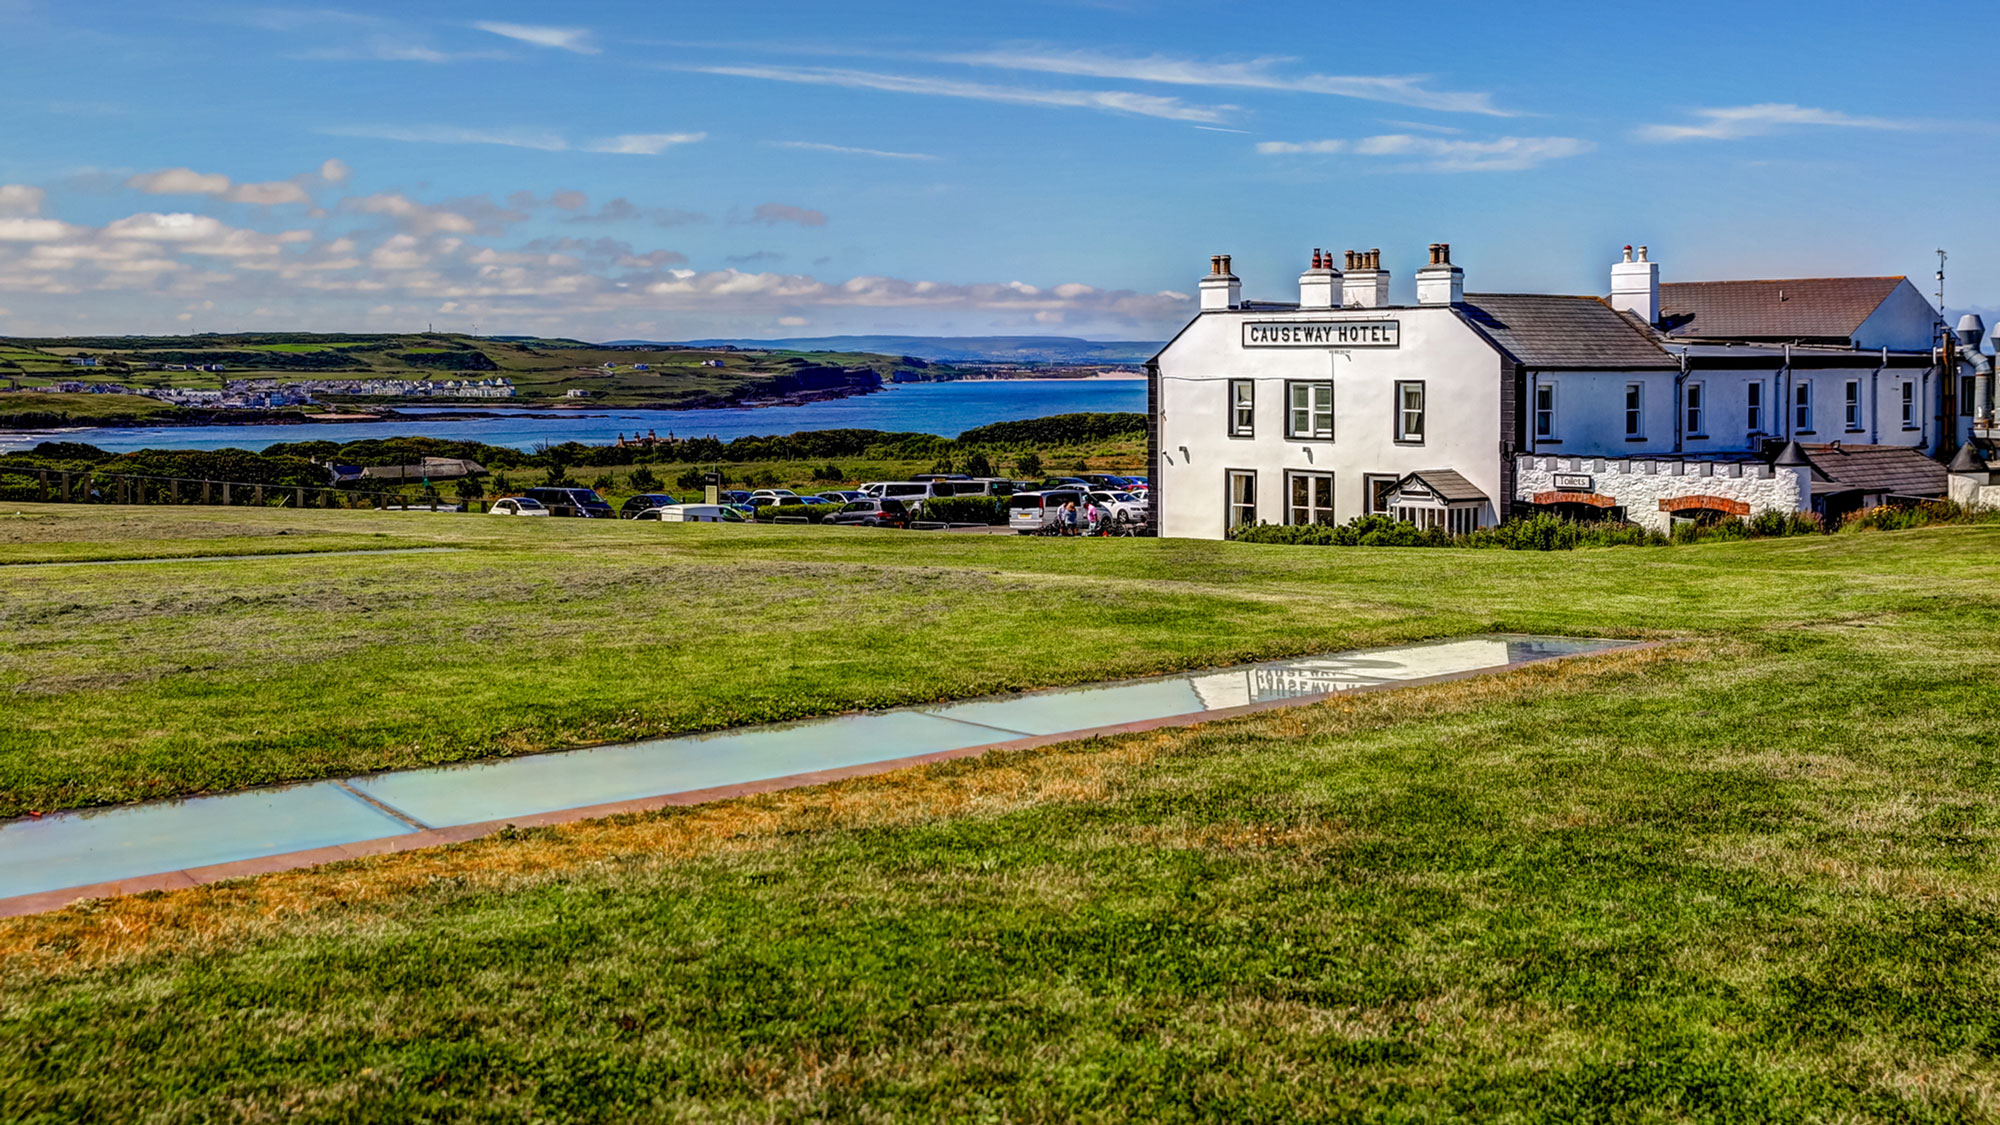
(1839, 500, 1971, 533)
(922, 496, 1006, 524)
(754, 502, 831, 524)
(955, 413, 1146, 445)
(628, 466, 660, 492)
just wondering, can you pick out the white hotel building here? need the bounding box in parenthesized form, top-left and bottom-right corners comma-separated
(1148, 245, 2000, 539)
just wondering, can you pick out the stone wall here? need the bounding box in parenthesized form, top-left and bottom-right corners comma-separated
(1514, 455, 1806, 533)
(1948, 472, 2000, 511)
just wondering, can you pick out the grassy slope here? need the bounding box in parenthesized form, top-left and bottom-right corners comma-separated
(0, 391, 187, 421)
(3, 508, 1999, 1119)
(0, 334, 936, 408)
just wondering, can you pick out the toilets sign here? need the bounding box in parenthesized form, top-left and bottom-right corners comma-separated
(1243, 319, 1400, 348)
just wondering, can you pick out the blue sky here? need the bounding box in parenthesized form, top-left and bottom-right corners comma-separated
(0, 0, 1994, 342)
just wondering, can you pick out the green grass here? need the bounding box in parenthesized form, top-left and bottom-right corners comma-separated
(3, 508, 1999, 1119)
(0, 391, 185, 421)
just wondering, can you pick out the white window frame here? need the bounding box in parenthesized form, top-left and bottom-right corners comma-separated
(1227, 379, 1255, 438)
(1844, 380, 1862, 431)
(1225, 469, 1257, 532)
(1285, 470, 1335, 525)
(1685, 381, 1704, 437)
(1746, 380, 1764, 434)
(1624, 382, 1644, 439)
(1534, 383, 1556, 440)
(1901, 381, 1916, 429)
(1795, 380, 1814, 434)
(1394, 380, 1425, 444)
(1286, 381, 1334, 441)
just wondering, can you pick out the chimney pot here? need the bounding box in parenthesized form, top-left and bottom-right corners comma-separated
(1220, 254, 1232, 275)
(1623, 245, 1634, 262)
(1210, 255, 1222, 276)
(1637, 245, 1649, 262)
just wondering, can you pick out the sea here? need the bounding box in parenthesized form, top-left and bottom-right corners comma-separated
(0, 378, 1148, 454)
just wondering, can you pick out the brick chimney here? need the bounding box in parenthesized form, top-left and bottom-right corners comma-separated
(1415, 243, 1463, 306)
(1199, 253, 1242, 312)
(1609, 244, 1660, 324)
(1298, 247, 1340, 309)
(1341, 248, 1390, 309)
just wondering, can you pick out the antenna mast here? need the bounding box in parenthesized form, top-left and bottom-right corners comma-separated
(1935, 249, 1948, 321)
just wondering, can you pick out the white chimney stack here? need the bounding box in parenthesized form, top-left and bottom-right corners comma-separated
(1199, 253, 1242, 312)
(1298, 247, 1339, 309)
(1415, 243, 1463, 306)
(1609, 243, 1660, 324)
(1340, 248, 1390, 309)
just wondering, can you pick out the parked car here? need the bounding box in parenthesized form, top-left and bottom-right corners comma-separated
(635, 504, 747, 523)
(1087, 490, 1149, 524)
(524, 486, 613, 518)
(1038, 477, 1093, 490)
(488, 496, 552, 517)
(828, 498, 911, 528)
(818, 489, 867, 503)
(1008, 490, 1088, 534)
(723, 489, 752, 504)
(1076, 473, 1140, 490)
(749, 488, 802, 503)
(859, 481, 939, 502)
(619, 493, 680, 518)
(793, 495, 835, 507)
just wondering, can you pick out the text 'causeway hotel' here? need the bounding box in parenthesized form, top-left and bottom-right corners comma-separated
(1147, 244, 2000, 538)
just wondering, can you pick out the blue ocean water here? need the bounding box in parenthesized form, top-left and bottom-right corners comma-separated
(0, 378, 1148, 453)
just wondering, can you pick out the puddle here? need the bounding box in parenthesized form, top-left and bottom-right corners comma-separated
(0, 634, 1634, 901)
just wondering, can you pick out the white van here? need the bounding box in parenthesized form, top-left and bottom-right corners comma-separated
(931, 478, 1018, 498)
(860, 481, 939, 503)
(1007, 490, 1087, 534)
(637, 504, 746, 523)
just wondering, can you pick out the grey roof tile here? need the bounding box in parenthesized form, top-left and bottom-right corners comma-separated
(1458, 294, 1676, 369)
(1660, 277, 1904, 342)
(1399, 468, 1489, 503)
(1799, 443, 1945, 495)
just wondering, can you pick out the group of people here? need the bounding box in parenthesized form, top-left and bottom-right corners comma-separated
(1052, 499, 1113, 536)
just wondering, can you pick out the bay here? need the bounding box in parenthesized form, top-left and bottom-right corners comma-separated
(0, 378, 1147, 454)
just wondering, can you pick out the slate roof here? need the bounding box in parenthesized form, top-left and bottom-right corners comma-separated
(1398, 468, 1489, 503)
(1659, 277, 1904, 342)
(1798, 443, 1945, 496)
(1458, 294, 1676, 369)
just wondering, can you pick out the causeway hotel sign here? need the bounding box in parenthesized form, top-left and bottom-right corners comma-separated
(1243, 319, 1400, 347)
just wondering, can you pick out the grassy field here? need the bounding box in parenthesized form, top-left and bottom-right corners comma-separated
(0, 332, 962, 408)
(3, 507, 1999, 1119)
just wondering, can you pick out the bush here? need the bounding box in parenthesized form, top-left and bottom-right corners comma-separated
(1231, 511, 1665, 551)
(812, 463, 843, 482)
(962, 451, 993, 478)
(955, 413, 1146, 445)
(1016, 451, 1043, 478)
(628, 466, 660, 492)
(1840, 499, 1970, 533)
(754, 502, 832, 524)
(921, 496, 1006, 524)
(592, 474, 615, 494)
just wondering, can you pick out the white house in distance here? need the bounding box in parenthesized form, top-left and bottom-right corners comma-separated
(1147, 244, 1999, 539)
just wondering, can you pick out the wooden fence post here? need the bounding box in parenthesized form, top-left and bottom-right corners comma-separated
(254, 484, 264, 506)
(60, 472, 72, 502)
(37, 470, 48, 502)
(135, 478, 145, 505)
(295, 487, 305, 508)
(222, 482, 232, 505)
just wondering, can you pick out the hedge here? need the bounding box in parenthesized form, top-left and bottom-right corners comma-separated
(954, 413, 1146, 445)
(919, 496, 1006, 524)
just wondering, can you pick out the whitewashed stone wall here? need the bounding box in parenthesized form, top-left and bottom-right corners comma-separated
(1514, 455, 1807, 533)
(1948, 472, 2000, 511)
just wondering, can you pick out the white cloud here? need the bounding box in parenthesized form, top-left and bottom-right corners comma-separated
(687, 64, 1232, 124)
(125, 167, 315, 205)
(943, 48, 1511, 116)
(127, 168, 232, 195)
(320, 124, 570, 151)
(0, 218, 77, 242)
(584, 132, 707, 155)
(319, 159, 351, 184)
(104, 212, 231, 241)
(1256, 133, 1592, 172)
(473, 21, 599, 54)
(1635, 103, 1920, 142)
(772, 141, 940, 161)
(0, 185, 44, 217)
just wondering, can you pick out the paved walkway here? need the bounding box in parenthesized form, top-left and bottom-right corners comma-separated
(0, 635, 1639, 916)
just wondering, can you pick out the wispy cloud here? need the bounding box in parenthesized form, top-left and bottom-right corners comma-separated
(473, 21, 598, 54)
(748, 203, 827, 227)
(1256, 134, 1592, 172)
(585, 132, 708, 155)
(941, 48, 1512, 116)
(686, 64, 1232, 124)
(1635, 103, 1920, 142)
(771, 141, 939, 161)
(321, 124, 570, 151)
(297, 39, 511, 63)
(318, 126, 703, 155)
